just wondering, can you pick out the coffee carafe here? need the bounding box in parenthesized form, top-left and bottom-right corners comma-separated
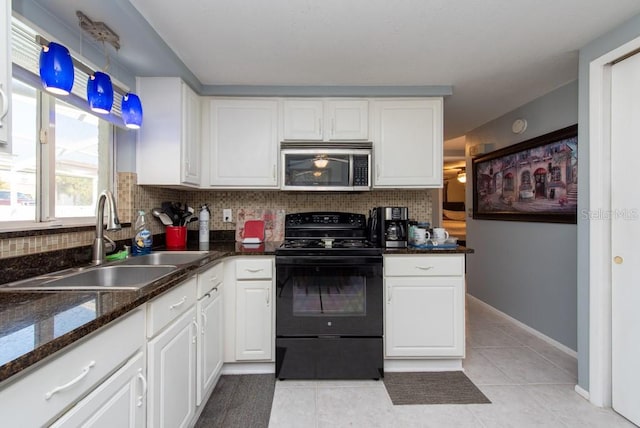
(377, 207, 409, 248)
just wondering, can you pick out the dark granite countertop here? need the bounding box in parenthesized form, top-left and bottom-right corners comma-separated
(0, 240, 472, 384)
(0, 241, 279, 384)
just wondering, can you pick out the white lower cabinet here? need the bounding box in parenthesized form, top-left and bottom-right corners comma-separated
(147, 306, 198, 428)
(223, 257, 275, 363)
(235, 280, 273, 360)
(384, 254, 465, 358)
(51, 352, 147, 428)
(0, 308, 145, 428)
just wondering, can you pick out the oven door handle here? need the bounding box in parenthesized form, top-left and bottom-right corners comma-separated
(276, 255, 382, 266)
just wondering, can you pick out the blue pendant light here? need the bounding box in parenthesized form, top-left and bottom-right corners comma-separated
(121, 93, 143, 129)
(39, 42, 75, 95)
(87, 71, 114, 114)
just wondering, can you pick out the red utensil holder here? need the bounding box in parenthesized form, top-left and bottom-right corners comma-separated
(166, 226, 187, 249)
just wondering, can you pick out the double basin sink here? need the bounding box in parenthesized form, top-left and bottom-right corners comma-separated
(0, 251, 212, 291)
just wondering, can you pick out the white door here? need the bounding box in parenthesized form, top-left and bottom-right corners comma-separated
(196, 285, 223, 405)
(209, 99, 279, 187)
(147, 307, 197, 428)
(236, 280, 272, 360)
(611, 51, 640, 426)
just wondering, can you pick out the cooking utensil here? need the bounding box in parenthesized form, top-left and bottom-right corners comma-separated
(158, 213, 173, 226)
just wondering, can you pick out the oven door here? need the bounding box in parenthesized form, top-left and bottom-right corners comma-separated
(276, 255, 383, 337)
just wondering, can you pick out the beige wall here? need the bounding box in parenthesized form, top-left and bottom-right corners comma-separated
(0, 173, 434, 258)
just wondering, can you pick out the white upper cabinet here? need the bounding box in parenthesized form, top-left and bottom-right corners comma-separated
(371, 98, 443, 188)
(283, 98, 368, 141)
(207, 98, 279, 188)
(136, 77, 202, 187)
(0, 1, 11, 150)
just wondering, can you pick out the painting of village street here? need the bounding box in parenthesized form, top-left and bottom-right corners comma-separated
(473, 125, 578, 223)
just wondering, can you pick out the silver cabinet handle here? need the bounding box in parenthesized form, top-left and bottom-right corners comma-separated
(136, 369, 147, 407)
(376, 165, 380, 179)
(331, 118, 335, 137)
(169, 296, 187, 310)
(209, 275, 218, 283)
(273, 164, 276, 179)
(246, 268, 264, 273)
(266, 288, 270, 305)
(45, 361, 96, 400)
(387, 286, 392, 303)
(192, 318, 199, 343)
(318, 118, 322, 136)
(415, 266, 434, 271)
(201, 311, 208, 334)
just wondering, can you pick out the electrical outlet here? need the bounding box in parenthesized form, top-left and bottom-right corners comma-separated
(223, 209, 232, 223)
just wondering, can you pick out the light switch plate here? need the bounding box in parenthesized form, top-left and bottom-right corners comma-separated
(223, 209, 232, 222)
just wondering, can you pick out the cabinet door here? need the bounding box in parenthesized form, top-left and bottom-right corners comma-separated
(148, 307, 197, 428)
(196, 284, 223, 405)
(51, 352, 146, 428)
(283, 99, 324, 140)
(236, 280, 272, 360)
(209, 99, 279, 187)
(181, 83, 201, 185)
(0, 0, 11, 149)
(326, 100, 368, 140)
(385, 276, 464, 357)
(372, 99, 443, 187)
(137, 77, 201, 187)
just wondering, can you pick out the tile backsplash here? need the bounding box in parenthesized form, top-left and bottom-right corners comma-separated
(0, 173, 434, 259)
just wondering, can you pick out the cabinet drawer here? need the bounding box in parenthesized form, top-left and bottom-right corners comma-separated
(384, 255, 464, 277)
(0, 308, 144, 428)
(235, 258, 273, 280)
(197, 261, 224, 298)
(147, 275, 197, 337)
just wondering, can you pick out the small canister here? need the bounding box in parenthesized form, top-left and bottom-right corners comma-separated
(408, 221, 418, 245)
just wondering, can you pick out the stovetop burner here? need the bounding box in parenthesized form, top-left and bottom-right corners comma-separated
(277, 211, 382, 257)
(280, 238, 375, 249)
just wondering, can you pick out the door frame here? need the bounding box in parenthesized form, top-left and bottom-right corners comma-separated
(588, 34, 640, 408)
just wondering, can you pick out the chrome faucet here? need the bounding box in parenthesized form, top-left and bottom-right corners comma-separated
(92, 190, 121, 264)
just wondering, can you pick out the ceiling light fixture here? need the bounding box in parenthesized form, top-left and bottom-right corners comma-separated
(87, 71, 113, 114)
(313, 156, 329, 169)
(121, 93, 143, 129)
(38, 41, 75, 95)
(457, 168, 466, 183)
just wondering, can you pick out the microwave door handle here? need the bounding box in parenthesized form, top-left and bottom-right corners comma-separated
(349, 156, 354, 187)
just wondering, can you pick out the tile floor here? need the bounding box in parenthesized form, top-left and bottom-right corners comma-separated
(268, 295, 636, 428)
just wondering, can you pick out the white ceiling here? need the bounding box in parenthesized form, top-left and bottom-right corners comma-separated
(28, 0, 640, 148)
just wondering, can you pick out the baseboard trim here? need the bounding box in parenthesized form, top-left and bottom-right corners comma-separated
(574, 384, 590, 401)
(467, 294, 577, 358)
(221, 362, 275, 375)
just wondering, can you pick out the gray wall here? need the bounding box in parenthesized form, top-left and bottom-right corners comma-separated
(465, 81, 578, 351)
(576, 12, 640, 392)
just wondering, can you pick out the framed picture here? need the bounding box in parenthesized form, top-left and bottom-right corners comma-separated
(472, 124, 578, 224)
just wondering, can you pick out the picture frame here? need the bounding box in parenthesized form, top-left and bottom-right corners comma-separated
(472, 124, 578, 224)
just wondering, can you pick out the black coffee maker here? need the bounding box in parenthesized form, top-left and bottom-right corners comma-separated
(369, 207, 408, 248)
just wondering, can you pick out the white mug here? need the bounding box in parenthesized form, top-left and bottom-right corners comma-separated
(432, 227, 449, 241)
(414, 228, 430, 245)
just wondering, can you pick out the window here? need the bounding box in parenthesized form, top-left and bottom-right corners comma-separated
(0, 77, 114, 226)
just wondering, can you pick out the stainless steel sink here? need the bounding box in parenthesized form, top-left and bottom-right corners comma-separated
(119, 251, 210, 266)
(2, 265, 177, 291)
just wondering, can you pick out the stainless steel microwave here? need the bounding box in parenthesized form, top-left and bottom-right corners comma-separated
(280, 141, 372, 191)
